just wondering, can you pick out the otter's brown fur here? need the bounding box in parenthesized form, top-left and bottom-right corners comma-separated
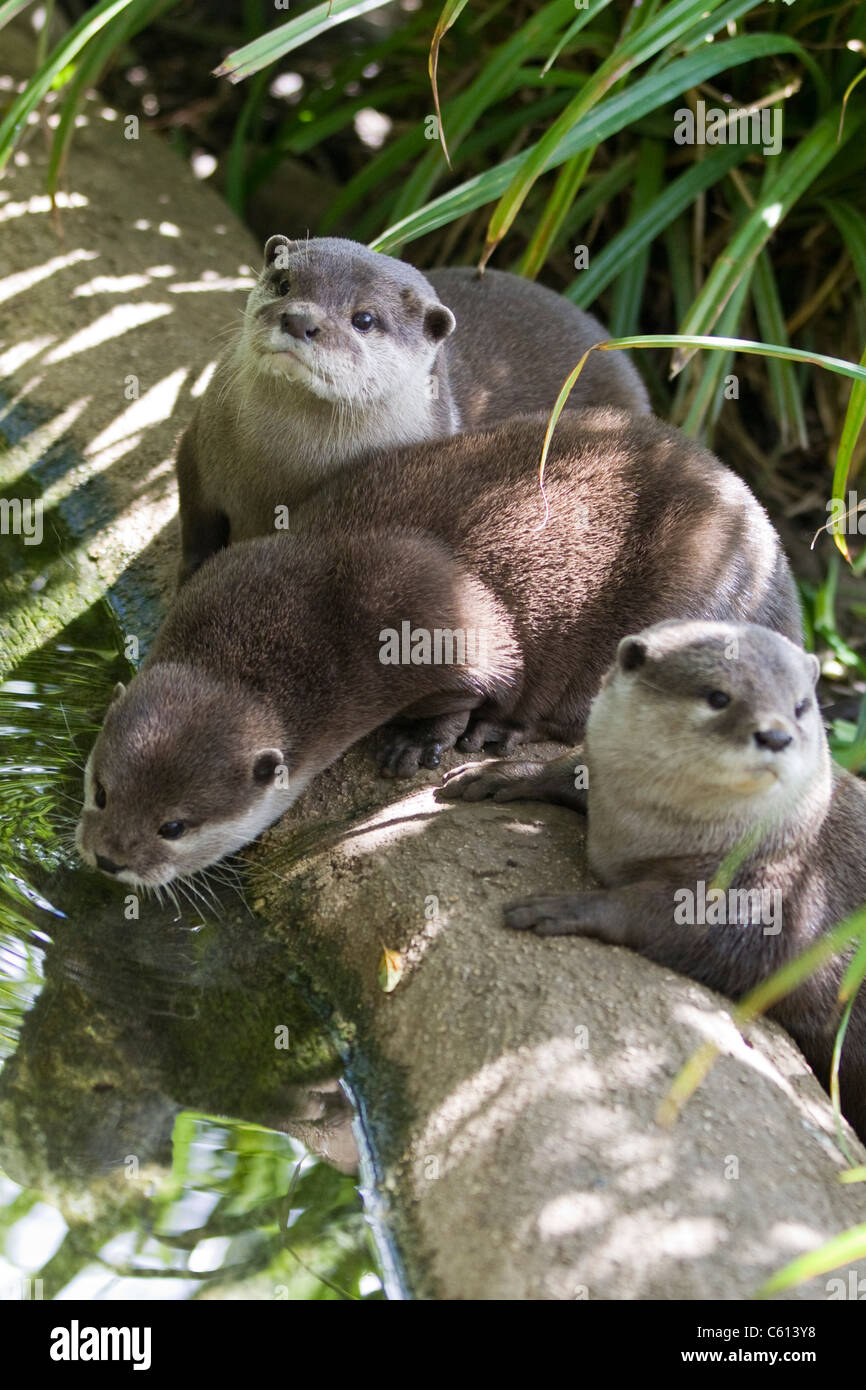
(176, 237, 649, 580)
(78, 413, 800, 887)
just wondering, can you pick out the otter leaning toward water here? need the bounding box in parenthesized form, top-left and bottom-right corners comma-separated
(176, 236, 649, 580)
(77, 413, 799, 890)
(440, 621, 866, 1141)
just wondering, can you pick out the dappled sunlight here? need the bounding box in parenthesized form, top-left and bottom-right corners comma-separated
(191, 361, 218, 397)
(73, 274, 152, 298)
(0, 191, 89, 222)
(0, 337, 56, 377)
(0, 396, 91, 485)
(339, 785, 445, 857)
(44, 303, 173, 365)
(85, 369, 189, 471)
(0, 250, 98, 305)
(416, 1037, 605, 1175)
(168, 273, 256, 295)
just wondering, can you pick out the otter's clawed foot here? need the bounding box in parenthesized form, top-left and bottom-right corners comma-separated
(377, 713, 469, 778)
(503, 892, 625, 941)
(439, 759, 548, 802)
(456, 718, 525, 754)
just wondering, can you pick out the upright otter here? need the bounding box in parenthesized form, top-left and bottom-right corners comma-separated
(77, 413, 800, 888)
(441, 621, 866, 1141)
(176, 236, 649, 580)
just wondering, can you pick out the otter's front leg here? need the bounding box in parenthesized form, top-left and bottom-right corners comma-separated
(378, 711, 474, 778)
(178, 507, 231, 586)
(503, 885, 758, 1002)
(504, 890, 642, 941)
(176, 423, 231, 585)
(440, 751, 588, 813)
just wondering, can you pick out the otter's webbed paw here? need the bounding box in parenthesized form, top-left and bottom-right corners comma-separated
(377, 713, 470, 778)
(438, 759, 548, 803)
(456, 717, 525, 754)
(503, 892, 628, 942)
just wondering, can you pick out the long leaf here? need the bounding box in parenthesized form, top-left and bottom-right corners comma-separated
(0, 0, 37, 31)
(608, 137, 665, 338)
(479, 0, 810, 266)
(372, 32, 814, 254)
(428, 0, 469, 169)
(569, 142, 748, 307)
(674, 105, 864, 368)
(390, 0, 581, 231)
(46, 0, 156, 196)
(538, 335, 866, 490)
(757, 1224, 866, 1298)
(751, 248, 808, 450)
(821, 202, 866, 558)
(679, 263, 754, 439)
(214, 0, 398, 83)
(0, 0, 136, 175)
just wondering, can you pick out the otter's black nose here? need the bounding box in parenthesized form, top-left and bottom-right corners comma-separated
(96, 854, 126, 875)
(754, 729, 792, 753)
(280, 312, 319, 342)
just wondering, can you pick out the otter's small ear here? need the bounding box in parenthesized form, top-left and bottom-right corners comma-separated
(264, 235, 293, 270)
(617, 636, 647, 672)
(806, 653, 821, 686)
(253, 748, 285, 784)
(423, 302, 456, 344)
(111, 682, 126, 702)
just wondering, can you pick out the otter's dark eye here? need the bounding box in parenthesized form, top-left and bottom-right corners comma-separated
(795, 697, 810, 718)
(158, 821, 185, 840)
(707, 691, 731, 710)
(352, 311, 374, 332)
(277, 278, 290, 297)
(94, 781, 106, 809)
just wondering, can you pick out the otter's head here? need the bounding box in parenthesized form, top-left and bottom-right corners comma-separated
(587, 621, 827, 824)
(242, 234, 455, 405)
(75, 665, 293, 888)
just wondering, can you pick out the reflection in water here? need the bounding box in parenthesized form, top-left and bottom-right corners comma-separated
(0, 557, 383, 1301)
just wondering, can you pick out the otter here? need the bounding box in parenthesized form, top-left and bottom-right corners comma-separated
(77, 412, 800, 889)
(176, 236, 649, 581)
(440, 620, 866, 1141)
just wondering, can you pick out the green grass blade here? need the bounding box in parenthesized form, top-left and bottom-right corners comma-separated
(603, 335, 866, 385)
(214, 0, 398, 83)
(538, 334, 866, 486)
(372, 32, 815, 254)
(517, 147, 595, 280)
(608, 137, 665, 338)
(839, 63, 866, 140)
(751, 249, 809, 450)
(0, 0, 136, 175)
(674, 105, 865, 368)
(45, 0, 159, 196)
(541, 2, 607, 75)
(569, 142, 747, 307)
(389, 0, 580, 231)
(679, 263, 754, 439)
(820, 203, 866, 557)
(0, 0, 37, 31)
(428, 0, 470, 169)
(479, 0, 806, 265)
(757, 1224, 866, 1298)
